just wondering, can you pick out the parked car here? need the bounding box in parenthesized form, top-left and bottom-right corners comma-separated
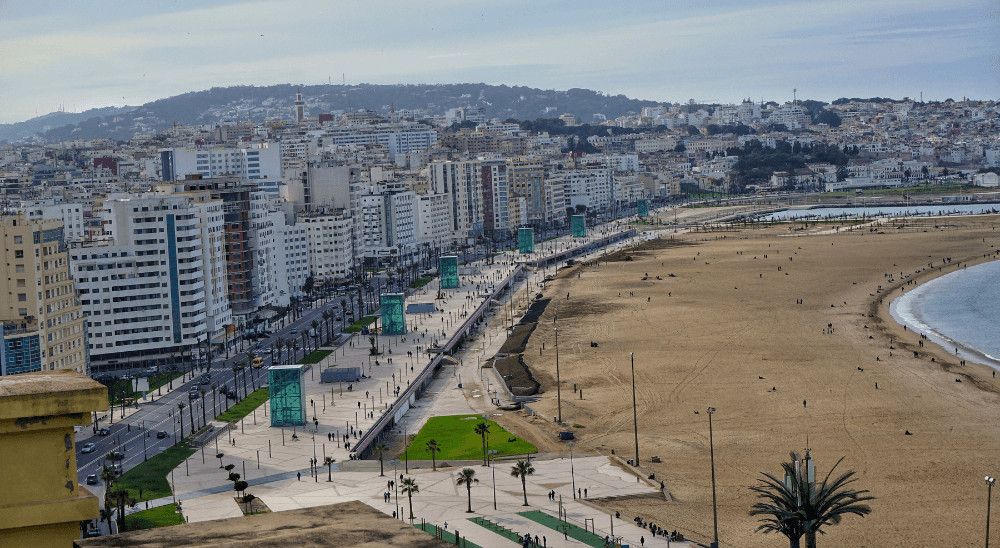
(97, 428, 110, 436)
(86, 474, 98, 485)
(81, 443, 96, 453)
(156, 431, 169, 439)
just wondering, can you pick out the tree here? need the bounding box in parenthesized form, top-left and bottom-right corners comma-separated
(324, 456, 335, 482)
(177, 402, 186, 439)
(211, 384, 218, 418)
(456, 468, 479, 513)
(511, 460, 535, 506)
(200, 389, 207, 427)
(233, 480, 248, 498)
(239, 493, 256, 514)
(188, 398, 196, 436)
(674, 143, 686, 153)
(426, 439, 441, 471)
(311, 320, 321, 351)
(302, 275, 315, 298)
(474, 422, 491, 466)
(686, 124, 701, 135)
(401, 477, 419, 521)
(749, 452, 873, 548)
(374, 442, 387, 476)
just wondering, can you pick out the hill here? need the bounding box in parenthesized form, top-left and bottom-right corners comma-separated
(12, 83, 663, 144)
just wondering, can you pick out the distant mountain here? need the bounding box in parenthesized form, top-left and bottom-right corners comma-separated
(0, 106, 136, 144)
(19, 83, 663, 143)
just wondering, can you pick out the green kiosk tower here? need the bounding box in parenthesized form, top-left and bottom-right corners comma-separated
(268, 365, 306, 427)
(571, 214, 586, 238)
(518, 228, 535, 253)
(638, 199, 649, 218)
(380, 293, 406, 335)
(440, 256, 459, 289)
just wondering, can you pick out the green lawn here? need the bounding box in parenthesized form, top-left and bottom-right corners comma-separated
(298, 349, 333, 364)
(343, 316, 378, 333)
(117, 442, 195, 502)
(401, 414, 536, 461)
(518, 510, 618, 548)
(216, 387, 269, 423)
(409, 276, 434, 289)
(124, 503, 185, 531)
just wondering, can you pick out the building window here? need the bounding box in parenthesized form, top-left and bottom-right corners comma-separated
(15, 250, 23, 258)
(13, 236, 22, 244)
(18, 308, 27, 316)
(18, 293, 26, 301)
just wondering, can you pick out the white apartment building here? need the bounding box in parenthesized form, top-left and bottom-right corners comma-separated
(22, 199, 87, 242)
(300, 212, 356, 281)
(272, 215, 308, 307)
(544, 179, 567, 224)
(160, 142, 282, 182)
(358, 191, 417, 259)
(553, 169, 613, 211)
(427, 160, 484, 243)
(306, 124, 438, 161)
(72, 194, 208, 368)
(188, 197, 231, 347)
(250, 190, 277, 310)
(416, 193, 453, 249)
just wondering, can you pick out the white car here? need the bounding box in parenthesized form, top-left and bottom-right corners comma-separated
(81, 443, 96, 454)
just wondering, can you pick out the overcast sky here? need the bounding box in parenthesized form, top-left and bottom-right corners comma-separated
(0, 0, 996, 124)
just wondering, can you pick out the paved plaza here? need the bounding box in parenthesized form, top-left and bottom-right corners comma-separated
(157, 220, 689, 547)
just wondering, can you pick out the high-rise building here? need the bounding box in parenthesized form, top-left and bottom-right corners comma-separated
(294, 90, 305, 123)
(159, 143, 281, 182)
(71, 195, 209, 372)
(0, 214, 87, 376)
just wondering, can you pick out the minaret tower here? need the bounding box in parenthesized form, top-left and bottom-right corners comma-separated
(294, 89, 305, 123)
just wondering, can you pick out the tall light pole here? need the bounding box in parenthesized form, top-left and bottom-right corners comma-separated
(568, 441, 576, 499)
(630, 352, 639, 467)
(555, 325, 561, 423)
(988, 476, 996, 548)
(708, 406, 719, 548)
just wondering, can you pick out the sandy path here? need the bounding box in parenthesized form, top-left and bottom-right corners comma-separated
(497, 217, 1000, 548)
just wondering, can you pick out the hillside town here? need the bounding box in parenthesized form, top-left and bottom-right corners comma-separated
(0, 91, 997, 378)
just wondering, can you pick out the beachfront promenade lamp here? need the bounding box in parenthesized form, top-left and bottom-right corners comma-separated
(630, 352, 639, 468)
(708, 406, 719, 548)
(987, 476, 996, 548)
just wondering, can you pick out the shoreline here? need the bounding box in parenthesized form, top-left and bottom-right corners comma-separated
(888, 262, 1000, 373)
(873, 234, 1000, 388)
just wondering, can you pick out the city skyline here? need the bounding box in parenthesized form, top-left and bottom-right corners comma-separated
(1, 0, 996, 125)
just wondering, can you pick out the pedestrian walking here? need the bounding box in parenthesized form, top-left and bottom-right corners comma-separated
(297, 472, 301, 481)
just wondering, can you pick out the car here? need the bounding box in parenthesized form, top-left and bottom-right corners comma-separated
(81, 443, 96, 453)
(255, 342, 263, 349)
(290, 329, 298, 334)
(111, 464, 123, 476)
(97, 428, 110, 436)
(85, 529, 101, 538)
(86, 474, 98, 485)
(199, 378, 210, 385)
(188, 391, 200, 399)
(156, 431, 169, 439)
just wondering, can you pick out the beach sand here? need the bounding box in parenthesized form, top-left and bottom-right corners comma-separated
(507, 215, 1000, 547)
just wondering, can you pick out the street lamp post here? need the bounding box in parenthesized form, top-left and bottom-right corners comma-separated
(568, 441, 576, 499)
(987, 476, 996, 548)
(554, 325, 561, 423)
(630, 352, 639, 467)
(708, 406, 719, 548)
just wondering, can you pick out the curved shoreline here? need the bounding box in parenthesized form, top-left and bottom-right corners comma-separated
(876, 244, 1000, 378)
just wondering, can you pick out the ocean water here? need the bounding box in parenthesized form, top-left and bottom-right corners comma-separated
(762, 204, 1000, 221)
(891, 260, 1000, 366)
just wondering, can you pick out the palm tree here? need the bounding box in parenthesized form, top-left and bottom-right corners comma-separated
(200, 389, 207, 427)
(188, 398, 196, 435)
(231, 364, 241, 399)
(425, 439, 441, 471)
(474, 421, 490, 466)
(321, 311, 331, 343)
(340, 299, 348, 331)
(511, 460, 535, 506)
(311, 320, 320, 351)
(749, 452, 874, 548)
(211, 384, 218, 418)
(292, 340, 300, 363)
(273, 336, 285, 365)
(177, 402, 186, 439)
(284, 340, 293, 365)
(456, 468, 479, 513)
(99, 507, 115, 535)
(324, 456, 335, 482)
(301, 331, 309, 356)
(401, 477, 419, 521)
(374, 442, 387, 476)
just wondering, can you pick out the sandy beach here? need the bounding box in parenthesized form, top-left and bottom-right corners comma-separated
(503, 215, 1000, 547)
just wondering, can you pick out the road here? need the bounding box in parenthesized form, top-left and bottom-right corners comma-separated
(78, 296, 352, 533)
